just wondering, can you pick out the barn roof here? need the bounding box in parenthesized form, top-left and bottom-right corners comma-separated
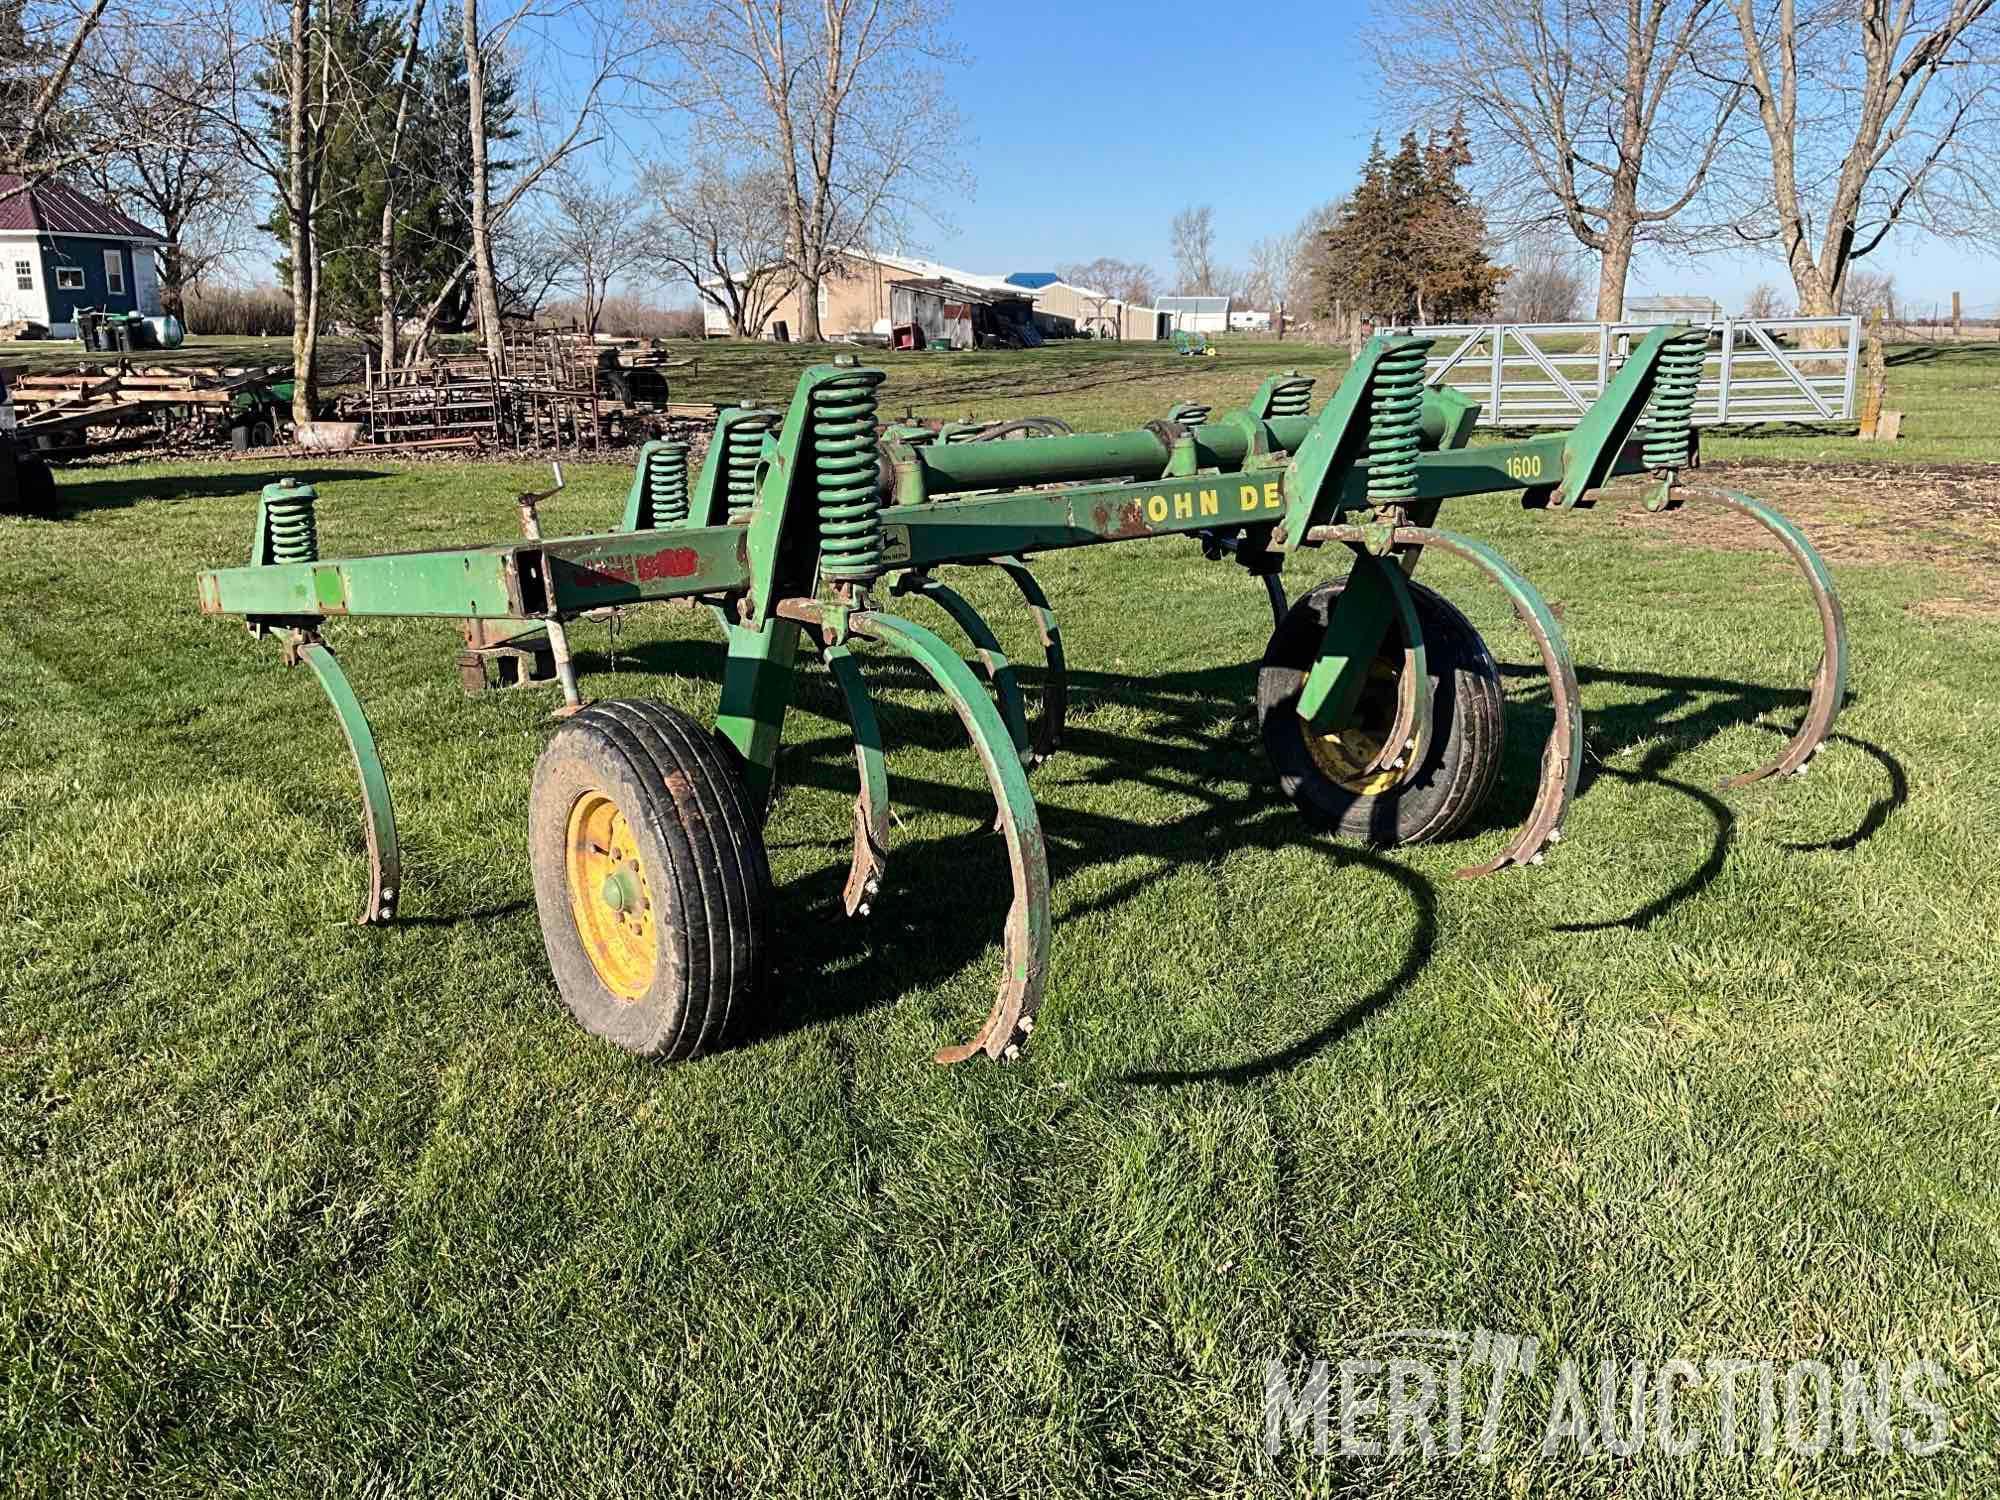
(0, 176, 165, 241)
(1155, 295, 1231, 314)
(1006, 271, 1060, 289)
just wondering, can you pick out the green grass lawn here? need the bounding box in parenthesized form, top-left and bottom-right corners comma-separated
(2, 351, 1998, 1495)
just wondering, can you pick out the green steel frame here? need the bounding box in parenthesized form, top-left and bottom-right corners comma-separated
(198, 325, 1851, 1067)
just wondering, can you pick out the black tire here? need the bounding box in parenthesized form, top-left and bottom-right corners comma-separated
(529, 700, 772, 1060)
(3, 448, 58, 514)
(1259, 576, 1504, 846)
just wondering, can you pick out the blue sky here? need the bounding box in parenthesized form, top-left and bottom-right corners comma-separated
(875, 0, 1991, 313)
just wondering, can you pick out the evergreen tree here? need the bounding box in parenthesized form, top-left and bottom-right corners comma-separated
(265, 9, 517, 341)
(1314, 120, 1506, 325)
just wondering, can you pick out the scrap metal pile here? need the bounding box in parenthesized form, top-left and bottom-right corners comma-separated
(196, 328, 1849, 1067)
(352, 327, 707, 453)
(4, 362, 293, 457)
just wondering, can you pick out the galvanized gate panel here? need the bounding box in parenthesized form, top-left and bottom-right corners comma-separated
(1383, 317, 1861, 428)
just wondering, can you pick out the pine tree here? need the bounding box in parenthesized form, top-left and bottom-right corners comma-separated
(265, 9, 517, 342)
(1313, 119, 1506, 326)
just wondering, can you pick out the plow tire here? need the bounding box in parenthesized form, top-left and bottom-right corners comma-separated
(530, 699, 772, 1061)
(0, 446, 57, 515)
(1259, 577, 1503, 846)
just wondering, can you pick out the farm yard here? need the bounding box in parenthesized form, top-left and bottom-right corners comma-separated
(3, 336, 1999, 1496)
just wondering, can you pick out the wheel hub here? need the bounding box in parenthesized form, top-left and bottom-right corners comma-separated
(1305, 656, 1404, 796)
(564, 790, 658, 999)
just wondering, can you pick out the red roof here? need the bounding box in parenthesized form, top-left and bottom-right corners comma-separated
(0, 175, 165, 241)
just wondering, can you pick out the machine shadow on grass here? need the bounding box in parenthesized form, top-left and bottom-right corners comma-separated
(42, 466, 397, 516)
(1488, 662, 1907, 932)
(666, 650, 1906, 1082)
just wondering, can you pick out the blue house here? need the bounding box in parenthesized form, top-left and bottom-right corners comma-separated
(0, 175, 166, 338)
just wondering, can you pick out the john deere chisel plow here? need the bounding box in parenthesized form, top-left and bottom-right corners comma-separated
(196, 327, 1849, 1066)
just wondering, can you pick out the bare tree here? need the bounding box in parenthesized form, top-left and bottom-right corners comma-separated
(1283, 199, 1342, 314)
(1741, 280, 1790, 317)
(79, 31, 257, 318)
(461, 0, 504, 352)
(1499, 226, 1588, 321)
(461, 0, 631, 355)
(1169, 203, 1221, 294)
(1055, 256, 1157, 305)
(1369, 0, 1745, 319)
(1, 0, 115, 193)
(1242, 231, 1298, 311)
(1727, 0, 1999, 320)
(1841, 264, 1899, 319)
(646, 154, 796, 336)
(374, 0, 426, 376)
(541, 174, 652, 334)
(647, 0, 966, 341)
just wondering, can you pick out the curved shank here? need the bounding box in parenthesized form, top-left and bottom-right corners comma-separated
(1671, 484, 1850, 786)
(296, 639, 401, 925)
(849, 610, 1051, 1064)
(893, 574, 1036, 768)
(1314, 523, 1581, 876)
(818, 641, 890, 917)
(988, 556, 1068, 764)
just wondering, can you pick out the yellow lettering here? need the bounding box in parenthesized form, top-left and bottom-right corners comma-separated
(1173, 492, 1193, 519)
(1264, 481, 1281, 510)
(1239, 484, 1260, 512)
(1199, 488, 1219, 516)
(1147, 494, 1169, 523)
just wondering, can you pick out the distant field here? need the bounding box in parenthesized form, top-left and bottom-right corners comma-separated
(3, 322, 1998, 1494)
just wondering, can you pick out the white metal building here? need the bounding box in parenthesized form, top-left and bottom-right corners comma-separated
(1155, 295, 1232, 334)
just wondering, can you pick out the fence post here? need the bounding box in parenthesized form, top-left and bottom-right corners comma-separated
(1717, 319, 1733, 424)
(1858, 308, 1886, 439)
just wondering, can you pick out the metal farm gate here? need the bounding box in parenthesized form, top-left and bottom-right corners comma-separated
(1383, 316, 1861, 428)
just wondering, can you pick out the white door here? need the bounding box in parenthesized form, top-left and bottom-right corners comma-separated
(1, 246, 44, 325)
(131, 247, 162, 316)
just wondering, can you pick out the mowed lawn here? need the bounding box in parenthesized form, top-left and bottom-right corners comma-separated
(2, 343, 1999, 1496)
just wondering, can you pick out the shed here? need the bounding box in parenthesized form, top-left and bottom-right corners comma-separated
(0, 176, 166, 338)
(888, 278, 1039, 350)
(1624, 295, 1723, 324)
(1155, 294, 1232, 334)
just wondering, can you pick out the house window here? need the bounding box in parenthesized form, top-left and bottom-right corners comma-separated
(104, 249, 126, 296)
(13, 260, 31, 292)
(55, 267, 84, 291)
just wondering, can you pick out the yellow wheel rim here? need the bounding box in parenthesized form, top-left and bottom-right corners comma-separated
(564, 790, 658, 1000)
(1306, 657, 1405, 797)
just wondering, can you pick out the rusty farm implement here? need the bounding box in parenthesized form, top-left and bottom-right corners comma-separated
(195, 327, 1849, 1066)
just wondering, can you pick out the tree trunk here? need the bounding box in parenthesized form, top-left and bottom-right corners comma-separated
(1593, 205, 1637, 321)
(159, 242, 186, 322)
(463, 0, 504, 359)
(797, 267, 820, 341)
(378, 0, 426, 382)
(287, 0, 318, 428)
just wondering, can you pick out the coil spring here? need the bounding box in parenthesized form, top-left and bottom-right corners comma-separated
(646, 442, 690, 526)
(1170, 402, 1212, 428)
(724, 411, 778, 523)
(813, 369, 888, 584)
(1267, 376, 1315, 419)
(263, 487, 318, 563)
(1640, 330, 1706, 472)
(1365, 339, 1431, 504)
